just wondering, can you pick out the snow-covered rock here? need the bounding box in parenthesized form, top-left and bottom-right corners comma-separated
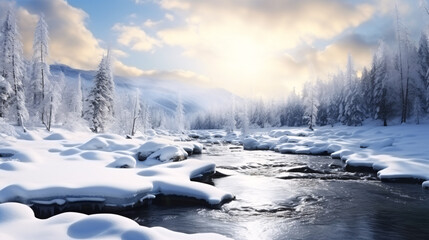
(148, 145, 188, 162)
(231, 124, 429, 188)
(0, 129, 234, 209)
(242, 138, 259, 150)
(136, 140, 169, 161)
(136, 139, 202, 162)
(0, 203, 232, 240)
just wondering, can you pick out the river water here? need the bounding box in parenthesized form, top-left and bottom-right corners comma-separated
(120, 145, 429, 240)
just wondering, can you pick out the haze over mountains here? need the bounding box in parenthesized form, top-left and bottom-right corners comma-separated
(50, 64, 236, 116)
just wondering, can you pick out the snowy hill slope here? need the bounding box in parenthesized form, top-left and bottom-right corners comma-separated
(50, 64, 235, 115)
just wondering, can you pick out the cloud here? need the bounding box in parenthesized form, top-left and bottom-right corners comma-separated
(143, 19, 162, 28)
(156, 0, 378, 97)
(113, 23, 161, 51)
(113, 60, 145, 77)
(16, 7, 39, 58)
(141, 69, 210, 84)
(0, 0, 146, 78)
(165, 13, 174, 21)
(12, 0, 105, 70)
(111, 49, 129, 58)
(274, 32, 379, 94)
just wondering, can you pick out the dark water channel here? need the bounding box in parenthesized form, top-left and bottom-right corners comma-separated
(120, 145, 429, 240)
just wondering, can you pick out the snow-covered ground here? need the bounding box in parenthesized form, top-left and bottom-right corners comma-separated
(0, 203, 232, 240)
(202, 123, 429, 188)
(189, 122, 429, 188)
(0, 123, 233, 239)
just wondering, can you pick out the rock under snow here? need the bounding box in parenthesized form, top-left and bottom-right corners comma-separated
(0, 203, 232, 240)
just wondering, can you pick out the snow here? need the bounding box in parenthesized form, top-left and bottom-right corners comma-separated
(222, 123, 429, 187)
(0, 203, 232, 240)
(0, 128, 233, 208)
(0, 126, 234, 238)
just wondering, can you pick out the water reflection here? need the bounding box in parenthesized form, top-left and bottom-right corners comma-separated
(119, 145, 429, 240)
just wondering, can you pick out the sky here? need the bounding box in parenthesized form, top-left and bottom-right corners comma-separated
(2, 0, 429, 98)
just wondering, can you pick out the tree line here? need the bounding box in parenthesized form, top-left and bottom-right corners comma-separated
(0, 8, 189, 135)
(191, 8, 429, 131)
(2, 6, 429, 135)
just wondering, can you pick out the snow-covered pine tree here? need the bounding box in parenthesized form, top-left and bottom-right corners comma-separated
(373, 42, 394, 126)
(175, 93, 185, 132)
(345, 81, 365, 126)
(86, 54, 115, 133)
(368, 56, 378, 118)
(241, 102, 249, 137)
(140, 100, 151, 133)
(30, 14, 50, 123)
(303, 81, 318, 130)
(343, 55, 365, 126)
(0, 75, 11, 118)
(104, 49, 115, 117)
(413, 96, 423, 124)
(394, 5, 413, 124)
(224, 95, 236, 133)
(266, 100, 280, 127)
(53, 71, 66, 123)
(281, 89, 304, 126)
(130, 91, 141, 136)
(404, 38, 424, 122)
(0, 10, 28, 127)
(360, 66, 372, 117)
(417, 32, 429, 112)
(61, 74, 84, 129)
(73, 74, 83, 116)
(325, 73, 343, 126)
(44, 72, 64, 131)
(315, 79, 328, 126)
(427, 74, 429, 112)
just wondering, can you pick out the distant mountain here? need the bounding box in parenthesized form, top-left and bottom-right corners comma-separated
(50, 64, 236, 115)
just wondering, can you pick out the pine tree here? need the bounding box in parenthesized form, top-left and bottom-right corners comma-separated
(0, 76, 11, 118)
(373, 42, 394, 126)
(427, 77, 429, 112)
(418, 32, 429, 87)
(345, 82, 365, 126)
(140, 100, 151, 133)
(360, 66, 373, 117)
(73, 74, 83, 116)
(326, 73, 343, 126)
(130, 91, 141, 136)
(30, 14, 50, 123)
(104, 50, 115, 117)
(343, 55, 365, 126)
(85, 54, 115, 133)
(315, 80, 328, 126)
(0, 10, 28, 127)
(413, 96, 423, 124)
(175, 93, 185, 132)
(241, 102, 249, 137)
(368, 56, 378, 118)
(44, 72, 64, 131)
(417, 32, 429, 113)
(303, 81, 318, 130)
(225, 95, 236, 133)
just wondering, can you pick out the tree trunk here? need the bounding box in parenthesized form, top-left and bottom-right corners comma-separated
(396, 6, 406, 124)
(12, 51, 22, 127)
(131, 117, 137, 136)
(44, 95, 53, 131)
(41, 42, 46, 125)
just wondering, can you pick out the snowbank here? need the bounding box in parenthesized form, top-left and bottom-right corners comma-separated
(136, 139, 203, 162)
(0, 203, 232, 240)
(0, 129, 233, 209)
(208, 124, 429, 187)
